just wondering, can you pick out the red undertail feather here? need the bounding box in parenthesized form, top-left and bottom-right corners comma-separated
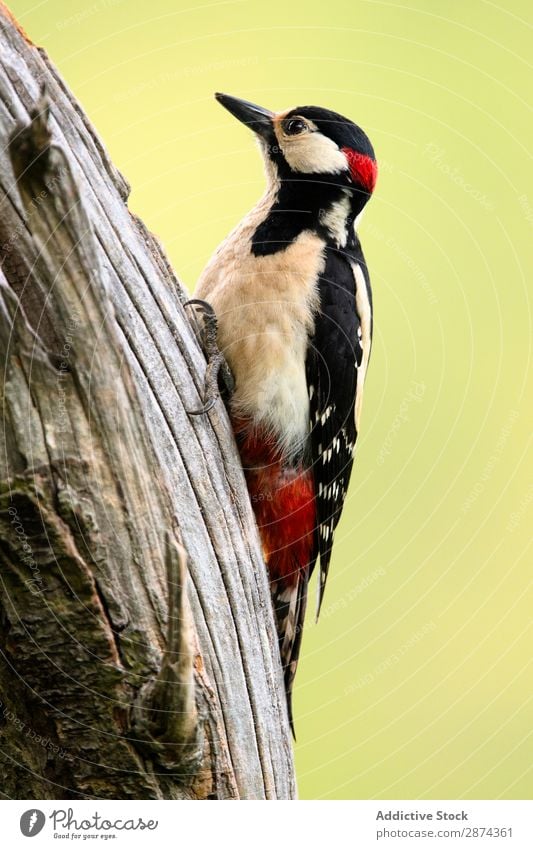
(232, 416, 316, 736)
(232, 416, 316, 584)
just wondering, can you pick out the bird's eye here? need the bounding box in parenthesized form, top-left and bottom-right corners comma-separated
(284, 118, 308, 136)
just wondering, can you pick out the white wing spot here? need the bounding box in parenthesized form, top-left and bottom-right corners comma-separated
(320, 406, 333, 426)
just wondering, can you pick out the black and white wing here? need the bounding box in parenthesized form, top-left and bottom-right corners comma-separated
(306, 243, 373, 617)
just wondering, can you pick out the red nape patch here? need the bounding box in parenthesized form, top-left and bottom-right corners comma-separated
(342, 147, 378, 193)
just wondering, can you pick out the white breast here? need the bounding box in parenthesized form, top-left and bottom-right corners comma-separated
(196, 223, 326, 459)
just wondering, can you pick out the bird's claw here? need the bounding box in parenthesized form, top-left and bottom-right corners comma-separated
(184, 298, 234, 415)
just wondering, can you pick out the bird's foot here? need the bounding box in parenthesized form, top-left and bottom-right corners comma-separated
(184, 299, 234, 415)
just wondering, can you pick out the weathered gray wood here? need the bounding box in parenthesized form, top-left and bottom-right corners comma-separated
(0, 6, 295, 800)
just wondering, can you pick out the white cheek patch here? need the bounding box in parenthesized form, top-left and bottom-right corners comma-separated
(275, 125, 349, 175)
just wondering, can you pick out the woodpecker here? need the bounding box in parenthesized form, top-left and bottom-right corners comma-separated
(193, 93, 377, 733)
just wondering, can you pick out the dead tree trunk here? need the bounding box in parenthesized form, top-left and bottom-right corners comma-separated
(0, 5, 295, 799)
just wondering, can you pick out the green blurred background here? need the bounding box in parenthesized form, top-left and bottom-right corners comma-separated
(10, 0, 531, 799)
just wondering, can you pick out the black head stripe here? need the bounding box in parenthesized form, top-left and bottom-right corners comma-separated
(284, 106, 375, 161)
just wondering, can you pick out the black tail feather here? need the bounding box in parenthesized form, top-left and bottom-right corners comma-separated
(271, 571, 309, 739)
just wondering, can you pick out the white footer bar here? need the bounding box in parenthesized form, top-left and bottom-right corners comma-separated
(3, 799, 532, 848)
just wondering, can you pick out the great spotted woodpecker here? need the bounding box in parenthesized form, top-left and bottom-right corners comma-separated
(193, 93, 377, 733)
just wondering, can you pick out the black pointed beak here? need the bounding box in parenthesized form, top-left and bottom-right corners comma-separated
(215, 93, 274, 141)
